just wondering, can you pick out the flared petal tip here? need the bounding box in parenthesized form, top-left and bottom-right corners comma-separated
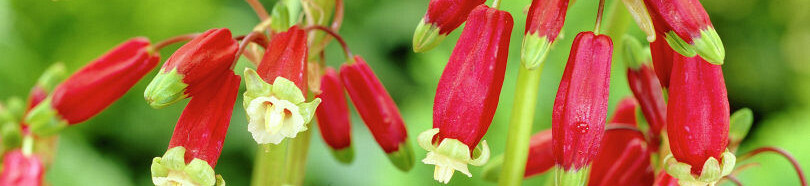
(413, 20, 447, 53)
(330, 145, 355, 164)
(418, 129, 490, 184)
(151, 146, 224, 186)
(554, 165, 591, 186)
(663, 150, 736, 186)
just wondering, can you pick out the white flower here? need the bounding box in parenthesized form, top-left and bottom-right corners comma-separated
(246, 96, 307, 144)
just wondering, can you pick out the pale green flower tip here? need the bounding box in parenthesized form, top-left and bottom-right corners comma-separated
(622, 35, 648, 70)
(331, 145, 355, 164)
(664, 150, 736, 186)
(269, 0, 302, 32)
(144, 68, 188, 109)
(693, 28, 726, 65)
(729, 108, 754, 144)
(297, 98, 321, 124)
(151, 157, 169, 177)
(184, 159, 217, 186)
(215, 175, 225, 186)
(417, 128, 440, 151)
(698, 157, 721, 182)
(271, 77, 306, 104)
(151, 147, 220, 186)
(554, 165, 591, 186)
(413, 20, 446, 53)
(25, 97, 68, 137)
(36, 62, 67, 91)
(420, 138, 488, 183)
(387, 140, 415, 172)
(664, 31, 698, 58)
(162, 146, 188, 170)
(480, 155, 504, 182)
(521, 34, 552, 70)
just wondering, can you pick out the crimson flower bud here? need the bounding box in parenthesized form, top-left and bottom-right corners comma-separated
(589, 127, 654, 186)
(522, 0, 569, 69)
(609, 97, 638, 125)
(315, 67, 354, 163)
(25, 38, 159, 136)
(653, 171, 679, 186)
(664, 56, 734, 185)
(418, 5, 511, 184)
(552, 31, 613, 185)
(340, 56, 413, 171)
(0, 150, 44, 186)
(624, 37, 667, 144)
(524, 130, 554, 177)
(243, 27, 319, 145)
(643, 0, 725, 64)
(412, 0, 486, 52)
(649, 33, 675, 88)
(144, 28, 238, 108)
(150, 72, 240, 186)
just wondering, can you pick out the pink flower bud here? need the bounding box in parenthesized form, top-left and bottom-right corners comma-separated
(25, 38, 159, 136)
(258, 26, 308, 90)
(666, 56, 729, 175)
(340, 56, 413, 171)
(643, 0, 725, 64)
(315, 68, 353, 163)
(522, 0, 569, 69)
(0, 150, 44, 186)
(552, 31, 613, 172)
(412, 0, 486, 52)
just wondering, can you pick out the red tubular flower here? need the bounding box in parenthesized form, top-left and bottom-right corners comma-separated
(624, 36, 667, 145)
(151, 72, 240, 186)
(315, 67, 353, 163)
(552, 31, 613, 184)
(340, 56, 413, 171)
(0, 150, 44, 186)
(649, 34, 675, 88)
(144, 28, 238, 108)
(643, 0, 725, 64)
(419, 5, 511, 183)
(654, 171, 680, 186)
(664, 56, 734, 185)
(25, 38, 159, 136)
(258, 26, 308, 90)
(521, 0, 569, 68)
(412, 0, 486, 52)
(588, 127, 654, 186)
(608, 97, 638, 125)
(524, 130, 554, 177)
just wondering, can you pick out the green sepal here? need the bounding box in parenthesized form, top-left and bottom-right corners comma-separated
(521, 34, 552, 70)
(296, 98, 321, 125)
(729, 108, 754, 147)
(622, 35, 650, 70)
(386, 139, 415, 172)
(664, 31, 697, 58)
(663, 150, 736, 186)
(4, 97, 25, 122)
(270, 0, 302, 33)
(481, 154, 504, 182)
(151, 146, 223, 186)
(243, 68, 273, 109)
(417, 128, 490, 183)
(1, 121, 23, 151)
(144, 68, 189, 109)
(330, 145, 355, 164)
(271, 77, 306, 104)
(36, 62, 67, 91)
(554, 165, 591, 186)
(24, 97, 69, 136)
(412, 20, 447, 53)
(692, 28, 725, 65)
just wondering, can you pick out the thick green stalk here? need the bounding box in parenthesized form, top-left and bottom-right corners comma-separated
(498, 65, 544, 186)
(286, 127, 313, 184)
(251, 141, 290, 186)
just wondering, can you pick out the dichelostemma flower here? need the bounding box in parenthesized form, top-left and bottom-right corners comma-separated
(144, 28, 238, 108)
(412, 0, 486, 52)
(25, 38, 159, 136)
(340, 56, 413, 171)
(151, 72, 240, 186)
(419, 5, 511, 184)
(243, 27, 320, 145)
(589, 100, 654, 186)
(552, 31, 613, 185)
(649, 33, 675, 88)
(522, 0, 569, 69)
(624, 37, 666, 144)
(643, 0, 725, 64)
(315, 67, 354, 163)
(0, 150, 44, 186)
(664, 55, 734, 186)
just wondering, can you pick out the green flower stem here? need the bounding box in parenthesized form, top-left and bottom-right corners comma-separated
(286, 127, 313, 184)
(604, 0, 631, 41)
(498, 65, 544, 186)
(251, 142, 289, 186)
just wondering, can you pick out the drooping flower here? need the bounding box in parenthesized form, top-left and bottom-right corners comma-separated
(624, 36, 667, 145)
(315, 67, 354, 163)
(608, 97, 638, 125)
(588, 127, 655, 186)
(25, 38, 159, 136)
(0, 150, 44, 186)
(522, 0, 569, 69)
(551, 31, 613, 185)
(643, 0, 725, 64)
(243, 27, 320, 145)
(664, 55, 734, 185)
(412, 0, 486, 52)
(144, 28, 238, 108)
(150, 72, 240, 186)
(340, 56, 413, 171)
(418, 5, 511, 183)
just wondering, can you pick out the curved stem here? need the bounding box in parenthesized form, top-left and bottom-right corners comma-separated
(498, 65, 544, 186)
(332, 0, 344, 31)
(491, 0, 502, 9)
(246, 0, 270, 21)
(151, 33, 200, 52)
(303, 25, 353, 60)
(724, 175, 744, 186)
(594, 0, 606, 34)
(739, 146, 807, 186)
(233, 32, 269, 68)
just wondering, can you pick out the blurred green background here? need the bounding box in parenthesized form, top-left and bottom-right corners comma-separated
(1, 0, 808, 185)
